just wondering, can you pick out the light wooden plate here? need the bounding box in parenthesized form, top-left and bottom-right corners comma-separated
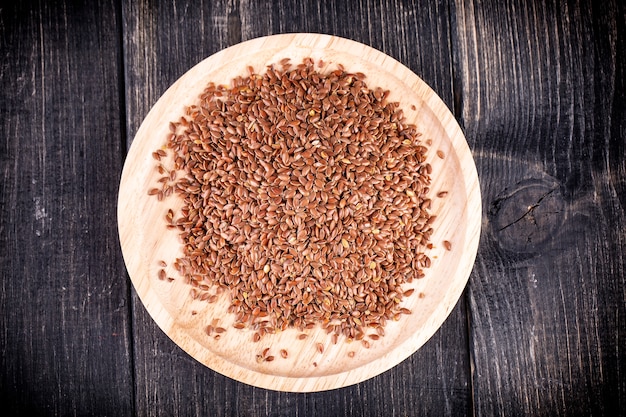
(118, 33, 481, 392)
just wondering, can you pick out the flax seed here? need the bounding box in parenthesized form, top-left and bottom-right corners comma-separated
(148, 58, 436, 351)
(403, 288, 415, 297)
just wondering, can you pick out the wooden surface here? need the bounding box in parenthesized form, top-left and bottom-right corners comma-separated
(1, 0, 624, 414)
(118, 33, 481, 391)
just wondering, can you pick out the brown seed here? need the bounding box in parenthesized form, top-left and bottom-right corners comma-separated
(443, 240, 452, 251)
(280, 349, 288, 358)
(316, 343, 324, 354)
(436, 150, 445, 159)
(436, 191, 448, 198)
(148, 58, 436, 361)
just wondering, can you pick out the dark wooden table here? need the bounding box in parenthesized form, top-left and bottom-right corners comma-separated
(2, 0, 624, 415)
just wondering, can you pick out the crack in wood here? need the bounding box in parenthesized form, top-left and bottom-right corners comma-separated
(497, 187, 558, 232)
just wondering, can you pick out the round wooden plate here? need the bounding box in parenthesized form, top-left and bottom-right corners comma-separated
(118, 33, 481, 392)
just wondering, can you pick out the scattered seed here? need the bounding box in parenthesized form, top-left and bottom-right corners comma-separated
(147, 58, 436, 354)
(443, 240, 452, 251)
(280, 349, 288, 358)
(437, 150, 445, 159)
(316, 343, 324, 354)
(437, 191, 448, 198)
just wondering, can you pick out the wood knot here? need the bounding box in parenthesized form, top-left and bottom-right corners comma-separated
(488, 178, 565, 253)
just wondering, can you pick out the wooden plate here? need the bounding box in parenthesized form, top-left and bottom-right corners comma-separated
(118, 33, 481, 392)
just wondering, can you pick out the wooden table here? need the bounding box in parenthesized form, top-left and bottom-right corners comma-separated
(1, 1, 624, 415)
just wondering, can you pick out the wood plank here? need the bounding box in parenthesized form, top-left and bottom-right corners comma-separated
(122, 0, 471, 414)
(0, 1, 134, 416)
(453, 0, 626, 415)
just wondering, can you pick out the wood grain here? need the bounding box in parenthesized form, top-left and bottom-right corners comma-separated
(0, 1, 134, 416)
(2, 0, 621, 415)
(454, 0, 626, 415)
(118, 33, 480, 392)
